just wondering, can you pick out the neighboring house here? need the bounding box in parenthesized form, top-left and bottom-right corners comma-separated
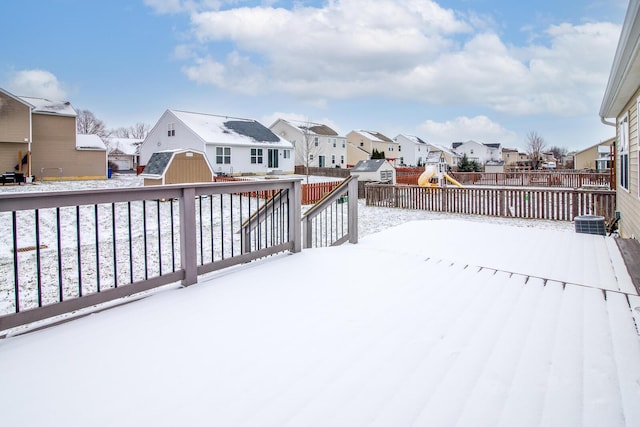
(426, 143, 461, 170)
(600, 0, 640, 239)
(346, 130, 400, 166)
(269, 119, 347, 169)
(107, 137, 143, 171)
(393, 134, 428, 166)
(140, 149, 214, 186)
(0, 87, 107, 180)
(573, 138, 615, 171)
(140, 110, 294, 176)
(451, 140, 502, 166)
(350, 159, 396, 184)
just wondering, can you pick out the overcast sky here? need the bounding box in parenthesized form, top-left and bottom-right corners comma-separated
(0, 0, 628, 151)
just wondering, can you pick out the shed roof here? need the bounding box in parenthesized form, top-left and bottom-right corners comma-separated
(142, 151, 174, 176)
(351, 159, 389, 172)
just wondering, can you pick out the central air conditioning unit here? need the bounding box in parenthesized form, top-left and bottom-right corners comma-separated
(574, 215, 606, 236)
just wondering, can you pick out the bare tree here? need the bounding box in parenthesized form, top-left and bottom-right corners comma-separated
(113, 122, 150, 139)
(76, 109, 111, 140)
(296, 119, 323, 183)
(526, 131, 546, 170)
(548, 145, 568, 167)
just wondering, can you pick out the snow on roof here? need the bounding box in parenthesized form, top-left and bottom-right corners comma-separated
(108, 138, 143, 156)
(351, 159, 389, 172)
(75, 134, 106, 150)
(399, 134, 428, 145)
(428, 143, 459, 157)
(171, 110, 293, 149)
(1, 220, 638, 426)
(354, 130, 394, 143)
(19, 96, 76, 117)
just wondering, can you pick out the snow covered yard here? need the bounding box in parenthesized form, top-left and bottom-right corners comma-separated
(0, 217, 638, 427)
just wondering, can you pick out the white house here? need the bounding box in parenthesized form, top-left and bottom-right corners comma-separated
(269, 119, 347, 169)
(393, 134, 428, 167)
(350, 159, 396, 183)
(140, 110, 294, 176)
(451, 140, 502, 165)
(426, 143, 461, 170)
(107, 137, 142, 171)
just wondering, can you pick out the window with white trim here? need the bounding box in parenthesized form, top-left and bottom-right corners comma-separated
(332, 155, 335, 164)
(283, 149, 290, 159)
(619, 113, 629, 191)
(168, 123, 175, 137)
(216, 146, 231, 164)
(250, 148, 263, 164)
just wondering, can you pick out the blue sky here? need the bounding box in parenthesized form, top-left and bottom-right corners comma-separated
(0, 0, 628, 151)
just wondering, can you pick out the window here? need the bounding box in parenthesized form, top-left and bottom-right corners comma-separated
(250, 148, 263, 164)
(167, 123, 175, 137)
(380, 170, 392, 181)
(333, 140, 336, 148)
(619, 113, 629, 190)
(314, 137, 319, 147)
(283, 150, 290, 159)
(398, 145, 401, 152)
(341, 155, 344, 164)
(216, 146, 231, 164)
(332, 155, 335, 164)
(342, 141, 345, 148)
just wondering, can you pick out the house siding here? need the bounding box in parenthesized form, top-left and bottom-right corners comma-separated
(0, 92, 30, 144)
(0, 92, 31, 172)
(574, 145, 600, 170)
(32, 114, 106, 179)
(616, 86, 640, 238)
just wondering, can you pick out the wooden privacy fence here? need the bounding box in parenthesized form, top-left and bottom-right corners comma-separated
(449, 172, 612, 189)
(214, 176, 342, 205)
(365, 184, 617, 222)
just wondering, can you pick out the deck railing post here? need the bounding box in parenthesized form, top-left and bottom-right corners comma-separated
(348, 177, 359, 244)
(179, 187, 198, 286)
(290, 180, 302, 253)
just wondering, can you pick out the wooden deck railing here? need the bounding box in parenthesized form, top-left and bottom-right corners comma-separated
(449, 172, 612, 189)
(394, 170, 612, 189)
(214, 176, 342, 205)
(365, 184, 616, 221)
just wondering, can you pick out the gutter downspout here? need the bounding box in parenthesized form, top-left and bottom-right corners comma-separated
(600, 116, 617, 190)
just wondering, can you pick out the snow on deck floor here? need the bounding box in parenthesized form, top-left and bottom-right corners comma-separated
(1, 220, 639, 427)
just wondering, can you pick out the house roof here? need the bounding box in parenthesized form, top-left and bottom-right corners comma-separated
(396, 134, 428, 145)
(108, 138, 143, 156)
(600, 0, 640, 118)
(452, 140, 501, 150)
(351, 159, 389, 172)
(574, 137, 616, 156)
(171, 110, 293, 148)
(484, 143, 501, 149)
(19, 96, 76, 117)
(353, 130, 394, 143)
(76, 134, 106, 151)
(427, 143, 460, 157)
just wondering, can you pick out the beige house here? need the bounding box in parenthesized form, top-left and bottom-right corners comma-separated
(346, 130, 399, 167)
(0, 88, 107, 180)
(502, 148, 531, 171)
(573, 138, 615, 171)
(600, 0, 640, 239)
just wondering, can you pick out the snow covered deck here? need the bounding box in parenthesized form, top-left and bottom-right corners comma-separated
(1, 220, 639, 426)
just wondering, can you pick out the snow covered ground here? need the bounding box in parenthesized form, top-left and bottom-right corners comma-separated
(0, 215, 638, 426)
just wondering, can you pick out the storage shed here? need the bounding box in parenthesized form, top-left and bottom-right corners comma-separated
(350, 159, 396, 183)
(141, 149, 213, 186)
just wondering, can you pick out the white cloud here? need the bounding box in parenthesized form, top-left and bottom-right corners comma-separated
(167, 0, 620, 117)
(418, 115, 517, 144)
(7, 69, 67, 100)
